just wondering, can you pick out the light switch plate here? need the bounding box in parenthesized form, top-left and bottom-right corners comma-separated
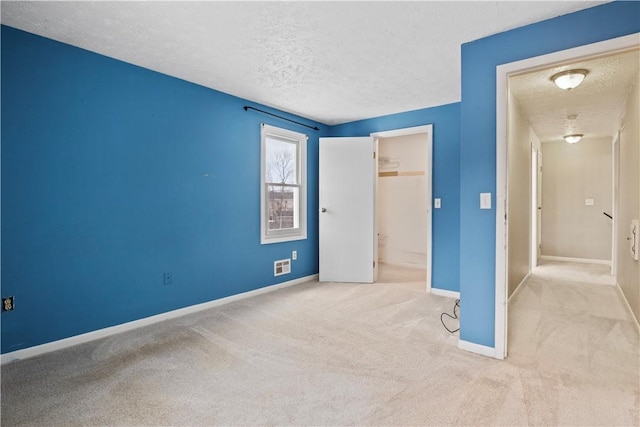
(434, 198, 441, 209)
(585, 198, 594, 206)
(480, 193, 491, 209)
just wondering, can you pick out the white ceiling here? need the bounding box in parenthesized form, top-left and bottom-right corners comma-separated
(1, 1, 609, 126)
(510, 49, 640, 142)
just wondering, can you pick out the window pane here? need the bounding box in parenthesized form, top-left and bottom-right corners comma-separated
(267, 185, 299, 231)
(265, 137, 297, 184)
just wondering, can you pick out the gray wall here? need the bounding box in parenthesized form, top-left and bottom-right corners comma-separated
(507, 96, 539, 296)
(541, 137, 613, 261)
(617, 73, 640, 323)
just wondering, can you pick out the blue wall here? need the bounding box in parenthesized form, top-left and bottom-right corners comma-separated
(330, 104, 461, 292)
(1, 26, 326, 353)
(459, 1, 640, 347)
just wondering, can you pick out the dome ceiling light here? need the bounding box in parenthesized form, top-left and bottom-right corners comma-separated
(551, 69, 589, 90)
(564, 134, 583, 144)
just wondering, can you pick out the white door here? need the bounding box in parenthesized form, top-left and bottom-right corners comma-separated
(537, 151, 543, 262)
(612, 133, 619, 275)
(531, 148, 541, 268)
(319, 137, 376, 283)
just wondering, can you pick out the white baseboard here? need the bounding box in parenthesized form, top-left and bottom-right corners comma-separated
(379, 260, 427, 270)
(458, 339, 497, 359)
(508, 272, 531, 303)
(540, 255, 612, 267)
(1, 274, 318, 365)
(615, 282, 640, 334)
(430, 288, 460, 299)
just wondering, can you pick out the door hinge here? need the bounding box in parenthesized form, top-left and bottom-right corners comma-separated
(373, 261, 376, 268)
(373, 152, 376, 159)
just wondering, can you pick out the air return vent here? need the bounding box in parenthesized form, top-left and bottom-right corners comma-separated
(274, 259, 291, 276)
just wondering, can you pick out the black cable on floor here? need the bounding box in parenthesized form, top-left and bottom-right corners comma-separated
(440, 299, 460, 333)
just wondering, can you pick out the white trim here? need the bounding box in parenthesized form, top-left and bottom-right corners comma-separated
(260, 123, 308, 245)
(1, 274, 318, 365)
(371, 124, 433, 293)
(495, 32, 640, 363)
(379, 260, 426, 270)
(370, 125, 433, 139)
(495, 68, 508, 359)
(508, 272, 531, 303)
(540, 255, 612, 267)
(374, 137, 379, 282)
(615, 282, 640, 334)
(458, 339, 496, 358)
(426, 128, 433, 294)
(431, 288, 460, 299)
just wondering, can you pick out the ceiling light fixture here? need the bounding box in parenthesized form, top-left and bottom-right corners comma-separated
(551, 69, 589, 90)
(564, 134, 583, 144)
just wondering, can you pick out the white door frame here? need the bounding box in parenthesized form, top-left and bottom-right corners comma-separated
(530, 146, 538, 270)
(371, 124, 433, 292)
(495, 33, 639, 360)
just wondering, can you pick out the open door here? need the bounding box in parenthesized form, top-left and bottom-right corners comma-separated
(531, 147, 542, 268)
(537, 150, 543, 263)
(319, 137, 376, 283)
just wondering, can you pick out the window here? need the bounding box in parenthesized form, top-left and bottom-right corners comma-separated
(261, 124, 307, 244)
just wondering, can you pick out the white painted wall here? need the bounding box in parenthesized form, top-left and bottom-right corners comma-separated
(617, 73, 640, 323)
(377, 134, 427, 267)
(541, 137, 613, 261)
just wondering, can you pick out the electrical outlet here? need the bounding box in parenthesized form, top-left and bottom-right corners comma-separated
(292, 250, 297, 260)
(2, 296, 15, 312)
(164, 272, 173, 286)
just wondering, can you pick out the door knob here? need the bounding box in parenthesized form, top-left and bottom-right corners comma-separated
(320, 208, 327, 213)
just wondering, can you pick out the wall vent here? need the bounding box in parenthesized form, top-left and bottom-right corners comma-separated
(274, 259, 291, 276)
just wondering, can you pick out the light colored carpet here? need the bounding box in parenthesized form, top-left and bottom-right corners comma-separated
(1, 263, 638, 426)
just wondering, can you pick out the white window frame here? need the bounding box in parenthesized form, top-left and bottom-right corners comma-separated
(260, 123, 307, 244)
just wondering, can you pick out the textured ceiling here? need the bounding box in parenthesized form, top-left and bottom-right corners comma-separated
(510, 49, 640, 142)
(1, 1, 609, 125)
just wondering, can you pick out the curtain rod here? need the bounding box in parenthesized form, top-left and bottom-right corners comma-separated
(243, 106, 319, 131)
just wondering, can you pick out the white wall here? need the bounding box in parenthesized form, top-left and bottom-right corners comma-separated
(617, 73, 640, 323)
(541, 137, 613, 261)
(377, 134, 427, 267)
(507, 95, 540, 296)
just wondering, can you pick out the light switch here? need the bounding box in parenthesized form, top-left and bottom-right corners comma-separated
(480, 193, 492, 209)
(434, 198, 441, 209)
(585, 198, 594, 206)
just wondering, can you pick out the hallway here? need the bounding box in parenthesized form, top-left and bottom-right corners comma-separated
(508, 259, 639, 424)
